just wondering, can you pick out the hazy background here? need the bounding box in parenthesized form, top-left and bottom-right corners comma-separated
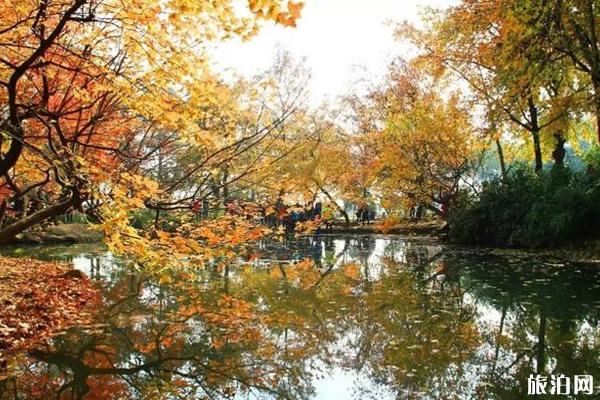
(211, 0, 457, 105)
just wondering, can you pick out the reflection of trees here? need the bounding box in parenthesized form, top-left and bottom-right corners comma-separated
(4, 242, 600, 400)
(1, 240, 476, 400)
(232, 250, 482, 399)
(3, 269, 317, 400)
(345, 262, 480, 398)
(445, 252, 600, 399)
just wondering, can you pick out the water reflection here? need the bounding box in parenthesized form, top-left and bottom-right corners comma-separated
(1, 236, 599, 399)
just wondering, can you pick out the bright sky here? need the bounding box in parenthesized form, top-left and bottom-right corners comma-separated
(212, 0, 457, 105)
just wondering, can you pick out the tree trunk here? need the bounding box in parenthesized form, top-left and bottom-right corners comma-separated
(222, 167, 229, 203)
(0, 138, 23, 179)
(552, 132, 566, 168)
(596, 97, 600, 145)
(495, 138, 507, 181)
(318, 185, 350, 227)
(594, 80, 600, 144)
(532, 129, 544, 173)
(0, 191, 79, 245)
(528, 96, 543, 173)
(0, 199, 6, 227)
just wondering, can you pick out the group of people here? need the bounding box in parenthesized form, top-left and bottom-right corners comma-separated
(192, 196, 388, 234)
(356, 204, 375, 225)
(191, 198, 210, 220)
(188, 197, 338, 234)
(264, 199, 336, 233)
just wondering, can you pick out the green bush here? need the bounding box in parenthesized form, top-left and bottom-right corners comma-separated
(130, 209, 157, 230)
(448, 163, 600, 247)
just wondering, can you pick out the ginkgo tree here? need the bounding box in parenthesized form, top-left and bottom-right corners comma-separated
(397, 0, 588, 174)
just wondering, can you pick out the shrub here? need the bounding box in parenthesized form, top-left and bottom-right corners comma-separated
(448, 163, 600, 247)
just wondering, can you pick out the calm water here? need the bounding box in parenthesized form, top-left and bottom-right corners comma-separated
(1, 235, 600, 399)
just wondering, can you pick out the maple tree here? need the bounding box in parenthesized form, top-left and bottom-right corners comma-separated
(0, 0, 306, 250)
(260, 104, 356, 225)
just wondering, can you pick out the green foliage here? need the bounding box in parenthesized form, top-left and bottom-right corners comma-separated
(130, 209, 185, 231)
(130, 209, 157, 230)
(449, 161, 600, 247)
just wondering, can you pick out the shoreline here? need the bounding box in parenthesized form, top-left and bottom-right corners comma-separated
(320, 218, 446, 236)
(13, 223, 103, 245)
(8, 222, 600, 265)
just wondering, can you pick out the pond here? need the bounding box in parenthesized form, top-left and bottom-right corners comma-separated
(1, 235, 600, 399)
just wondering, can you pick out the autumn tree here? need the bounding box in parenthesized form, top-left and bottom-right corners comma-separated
(0, 0, 305, 246)
(338, 61, 478, 218)
(398, 0, 586, 174)
(541, 0, 600, 142)
(264, 105, 356, 225)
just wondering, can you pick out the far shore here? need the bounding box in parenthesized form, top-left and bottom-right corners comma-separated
(10, 221, 600, 265)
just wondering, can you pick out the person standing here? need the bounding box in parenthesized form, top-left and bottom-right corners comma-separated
(313, 201, 322, 220)
(360, 205, 369, 225)
(322, 203, 334, 232)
